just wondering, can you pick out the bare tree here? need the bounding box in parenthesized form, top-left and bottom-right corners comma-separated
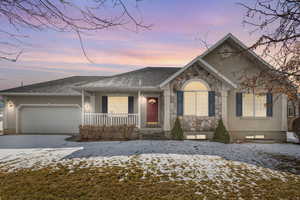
(0, 0, 149, 62)
(238, 0, 300, 99)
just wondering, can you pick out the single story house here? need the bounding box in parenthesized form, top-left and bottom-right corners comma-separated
(0, 34, 289, 141)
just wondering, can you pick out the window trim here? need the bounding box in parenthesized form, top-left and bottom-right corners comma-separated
(183, 91, 209, 116)
(182, 79, 211, 91)
(287, 104, 296, 117)
(241, 93, 268, 118)
(107, 96, 129, 114)
(182, 79, 210, 117)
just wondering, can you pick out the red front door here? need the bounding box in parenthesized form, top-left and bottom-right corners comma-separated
(147, 97, 158, 123)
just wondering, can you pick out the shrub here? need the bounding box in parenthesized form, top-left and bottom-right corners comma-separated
(292, 117, 300, 138)
(171, 117, 184, 140)
(213, 119, 230, 144)
(79, 125, 137, 141)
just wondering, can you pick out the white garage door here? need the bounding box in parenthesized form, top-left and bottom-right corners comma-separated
(20, 106, 81, 134)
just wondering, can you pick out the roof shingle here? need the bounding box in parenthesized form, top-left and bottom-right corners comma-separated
(0, 76, 105, 95)
(78, 67, 180, 90)
(0, 67, 181, 95)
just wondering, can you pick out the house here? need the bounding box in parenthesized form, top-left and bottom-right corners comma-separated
(0, 34, 289, 141)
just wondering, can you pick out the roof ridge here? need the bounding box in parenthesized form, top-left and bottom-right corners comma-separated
(77, 67, 181, 90)
(105, 67, 171, 79)
(146, 66, 181, 69)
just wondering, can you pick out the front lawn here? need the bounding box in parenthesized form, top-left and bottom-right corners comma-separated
(1, 156, 300, 200)
(0, 136, 300, 199)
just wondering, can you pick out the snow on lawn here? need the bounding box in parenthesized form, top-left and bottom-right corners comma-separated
(0, 135, 299, 182)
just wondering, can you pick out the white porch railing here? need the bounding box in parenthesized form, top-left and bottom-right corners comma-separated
(83, 113, 139, 127)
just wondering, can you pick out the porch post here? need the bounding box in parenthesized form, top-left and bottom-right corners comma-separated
(91, 93, 96, 113)
(138, 90, 141, 128)
(281, 94, 288, 131)
(16, 105, 19, 134)
(3, 96, 7, 132)
(163, 85, 171, 131)
(81, 89, 85, 125)
(221, 85, 229, 129)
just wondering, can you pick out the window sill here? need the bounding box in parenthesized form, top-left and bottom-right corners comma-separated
(238, 117, 272, 120)
(183, 115, 211, 117)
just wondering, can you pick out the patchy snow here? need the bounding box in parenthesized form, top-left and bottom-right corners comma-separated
(287, 132, 300, 143)
(0, 135, 299, 181)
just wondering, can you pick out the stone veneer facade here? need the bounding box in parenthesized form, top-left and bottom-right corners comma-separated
(169, 63, 223, 133)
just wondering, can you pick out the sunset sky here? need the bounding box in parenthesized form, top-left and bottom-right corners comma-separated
(0, 0, 259, 90)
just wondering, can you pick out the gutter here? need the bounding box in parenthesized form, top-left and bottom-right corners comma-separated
(74, 86, 162, 92)
(0, 92, 81, 96)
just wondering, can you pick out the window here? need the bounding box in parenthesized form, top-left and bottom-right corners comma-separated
(108, 96, 128, 113)
(243, 93, 254, 117)
(242, 93, 266, 117)
(183, 81, 209, 116)
(288, 103, 296, 117)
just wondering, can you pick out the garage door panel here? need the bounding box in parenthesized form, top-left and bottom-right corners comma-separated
(20, 106, 80, 134)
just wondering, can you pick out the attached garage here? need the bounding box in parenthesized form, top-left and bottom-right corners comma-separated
(19, 105, 81, 134)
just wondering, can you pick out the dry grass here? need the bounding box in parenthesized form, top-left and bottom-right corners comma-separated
(265, 153, 300, 175)
(1, 159, 300, 200)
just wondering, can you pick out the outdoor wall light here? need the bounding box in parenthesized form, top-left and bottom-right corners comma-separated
(84, 103, 91, 112)
(148, 98, 157, 104)
(7, 100, 14, 110)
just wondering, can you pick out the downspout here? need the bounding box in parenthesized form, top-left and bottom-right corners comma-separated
(138, 80, 142, 128)
(81, 89, 85, 126)
(3, 96, 7, 134)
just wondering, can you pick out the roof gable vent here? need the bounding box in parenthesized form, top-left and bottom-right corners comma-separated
(219, 45, 233, 58)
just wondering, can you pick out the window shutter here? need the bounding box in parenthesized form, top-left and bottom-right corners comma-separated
(236, 93, 243, 117)
(266, 93, 273, 117)
(128, 96, 134, 114)
(177, 91, 184, 116)
(102, 96, 108, 113)
(208, 91, 215, 116)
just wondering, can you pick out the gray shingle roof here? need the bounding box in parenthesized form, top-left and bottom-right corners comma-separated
(78, 67, 180, 90)
(0, 76, 105, 95)
(0, 67, 181, 95)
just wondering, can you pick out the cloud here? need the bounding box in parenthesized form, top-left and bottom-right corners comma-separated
(0, 0, 257, 90)
(20, 36, 204, 67)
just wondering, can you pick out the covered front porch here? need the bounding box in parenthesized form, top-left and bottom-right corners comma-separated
(80, 89, 164, 129)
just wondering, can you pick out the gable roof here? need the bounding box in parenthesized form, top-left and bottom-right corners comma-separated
(0, 76, 105, 96)
(201, 33, 274, 71)
(77, 67, 180, 91)
(159, 33, 277, 88)
(159, 57, 237, 88)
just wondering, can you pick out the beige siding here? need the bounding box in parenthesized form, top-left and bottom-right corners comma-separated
(203, 41, 262, 84)
(203, 41, 287, 136)
(4, 95, 82, 133)
(227, 90, 284, 131)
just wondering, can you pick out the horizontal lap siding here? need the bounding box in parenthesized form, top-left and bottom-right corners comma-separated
(227, 90, 283, 131)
